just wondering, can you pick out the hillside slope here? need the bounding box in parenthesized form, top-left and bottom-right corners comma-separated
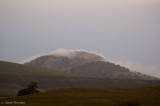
(25, 50, 158, 80)
(25, 50, 106, 71)
(66, 61, 158, 80)
(0, 61, 75, 77)
(1, 87, 160, 106)
(1, 61, 160, 97)
(0, 60, 76, 97)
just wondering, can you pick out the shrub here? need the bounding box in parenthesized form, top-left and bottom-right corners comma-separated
(17, 82, 40, 96)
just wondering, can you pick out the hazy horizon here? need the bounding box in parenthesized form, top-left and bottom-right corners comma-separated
(0, 0, 160, 77)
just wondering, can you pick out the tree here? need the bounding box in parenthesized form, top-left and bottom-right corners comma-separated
(17, 82, 40, 96)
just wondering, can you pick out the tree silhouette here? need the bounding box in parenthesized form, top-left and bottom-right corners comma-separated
(17, 82, 40, 96)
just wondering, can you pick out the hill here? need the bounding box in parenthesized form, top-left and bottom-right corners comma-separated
(25, 49, 158, 80)
(0, 61, 75, 77)
(1, 60, 160, 97)
(0, 60, 75, 97)
(25, 50, 106, 71)
(65, 61, 157, 80)
(1, 86, 160, 106)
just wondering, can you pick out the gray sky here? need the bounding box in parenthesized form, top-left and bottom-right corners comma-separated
(0, 0, 160, 77)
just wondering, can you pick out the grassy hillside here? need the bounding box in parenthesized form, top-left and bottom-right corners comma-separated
(66, 61, 158, 80)
(0, 61, 160, 97)
(0, 61, 75, 77)
(0, 87, 160, 106)
(0, 60, 76, 97)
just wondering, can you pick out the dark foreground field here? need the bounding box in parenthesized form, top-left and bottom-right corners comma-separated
(0, 86, 160, 106)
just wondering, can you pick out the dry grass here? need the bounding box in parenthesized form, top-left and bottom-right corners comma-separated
(0, 86, 160, 106)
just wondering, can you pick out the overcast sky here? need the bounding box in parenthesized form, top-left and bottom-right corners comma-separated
(0, 0, 160, 77)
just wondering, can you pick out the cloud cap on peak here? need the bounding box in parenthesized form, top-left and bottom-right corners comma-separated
(24, 48, 109, 72)
(22, 48, 107, 63)
(49, 48, 107, 60)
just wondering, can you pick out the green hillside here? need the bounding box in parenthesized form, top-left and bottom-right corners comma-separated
(0, 60, 76, 97)
(0, 87, 160, 106)
(0, 61, 75, 77)
(0, 60, 160, 97)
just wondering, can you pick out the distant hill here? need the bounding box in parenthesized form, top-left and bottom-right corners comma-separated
(1, 60, 160, 97)
(65, 61, 158, 80)
(1, 86, 160, 105)
(25, 50, 106, 71)
(25, 50, 159, 80)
